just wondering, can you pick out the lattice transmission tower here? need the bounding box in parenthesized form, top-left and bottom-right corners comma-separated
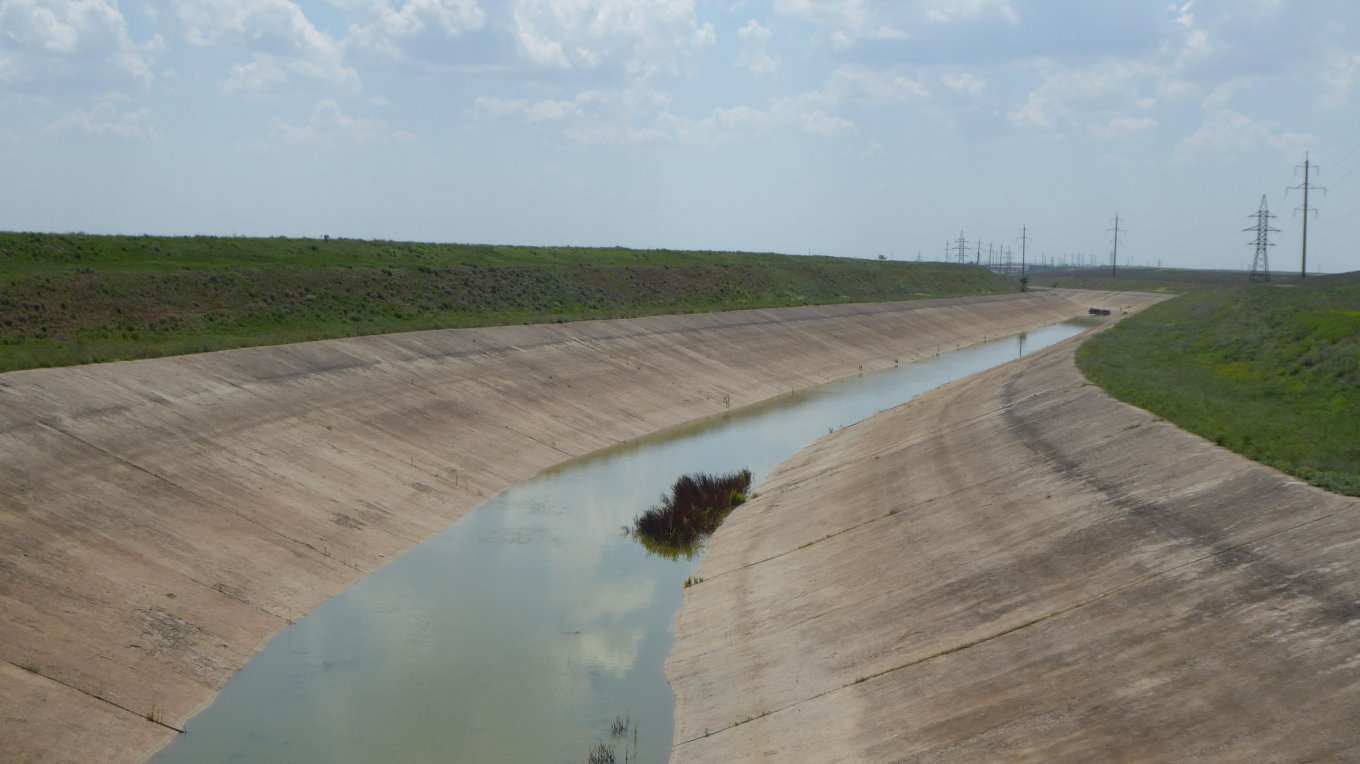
(1245, 194, 1279, 282)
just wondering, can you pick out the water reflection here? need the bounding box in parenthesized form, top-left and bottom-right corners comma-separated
(153, 321, 1089, 764)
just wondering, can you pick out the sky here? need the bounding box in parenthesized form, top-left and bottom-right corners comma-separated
(2, 0, 1359, 274)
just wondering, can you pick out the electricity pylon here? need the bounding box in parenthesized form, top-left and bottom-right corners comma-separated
(1286, 152, 1324, 278)
(1245, 194, 1278, 282)
(1108, 213, 1125, 277)
(953, 231, 969, 264)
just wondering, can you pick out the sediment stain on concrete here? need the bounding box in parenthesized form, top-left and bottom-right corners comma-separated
(0, 292, 1103, 763)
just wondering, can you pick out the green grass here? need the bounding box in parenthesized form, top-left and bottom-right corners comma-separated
(1036, 266, 1277, 294)
(0, 231, 1017, 371)
(1077, 272, 1360, 496)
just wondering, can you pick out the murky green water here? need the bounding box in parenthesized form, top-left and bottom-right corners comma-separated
(152, 322, 1087, 764)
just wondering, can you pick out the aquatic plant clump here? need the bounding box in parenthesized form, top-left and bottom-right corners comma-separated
(632, 469, 753, 553)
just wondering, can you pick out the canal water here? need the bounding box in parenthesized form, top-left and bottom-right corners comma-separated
(152, 321, 1088, 764)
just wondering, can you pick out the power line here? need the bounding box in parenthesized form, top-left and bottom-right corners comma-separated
(1017, 224, 1031, 277)
(1286, 152, 1325, 278)
(1244, 194, 1279, 282)
(1327, 161, 1360, 192)
(1325, 126, 1360, 191)
(1316, 203, 1360, 226)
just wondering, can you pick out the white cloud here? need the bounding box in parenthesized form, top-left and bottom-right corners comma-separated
(772, 0, 1017, 50)
(269, 99, 414, 144)
(860, 139, 885, 157)
(1008, 60, 1157, 132)
(940, 71, 985, 98)
(773, 0, 902, 49)
(470, 84, 679, 148)
(336, 0, 486, 63)
(773, 0, 874, 32)
(471, 95, 580, 123)
(661, 90, 858, 144)
(920, 0, 1017, 24)
(44, 101, 161, 140)
(1173, 0, 1194, 28)
(222, 56, 290, 95)
(170, 0, 359, 94)
(510, 0, 715, 77)
(0, 52, 17, 84)
(1089, 115, 1158, 140)
(1177, 109, 1312, 156)
(736, 18, 780, 77)
(0, 0, 156, 92)
(471, 58, 932, 147)
(1200, 78, 1252, 111)
(1324, 50, 1360, 107)
(828, 64, 931, 104)
(471, 95, 531, 119)
(472, 78, 856, 146)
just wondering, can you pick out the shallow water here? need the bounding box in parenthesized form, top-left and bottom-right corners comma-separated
(152, 321, 1087, 764)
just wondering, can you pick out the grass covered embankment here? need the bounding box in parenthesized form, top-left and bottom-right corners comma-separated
(0, 232, 1016, 371)
(1077, 272, 1360, 496)
(1035, 266, 1265, 294)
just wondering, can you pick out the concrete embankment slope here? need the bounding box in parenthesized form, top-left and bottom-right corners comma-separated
(0, 292, 1101, 763)
(667, 294, 1360, 762)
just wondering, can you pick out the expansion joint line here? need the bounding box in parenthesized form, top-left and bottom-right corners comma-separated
(695, 391, 1069, 584)
(183, 573, 292, 625)
(499, 422, 578, 459)
(1, 656, 185, 734)
(35, 420, 356, 573)
(673, 509, 1341, 751)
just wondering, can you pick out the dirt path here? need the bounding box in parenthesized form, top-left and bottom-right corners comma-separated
(0, 292, 1116, 763)
(667, 294, 1360, 762)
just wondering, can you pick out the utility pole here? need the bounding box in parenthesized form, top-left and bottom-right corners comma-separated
(1287, 152, 1324, 278)
(1245, 194, 1278, 282)
(1108, 213, 1125, 277)
(975, 239, 983, 265)
(1017, 224, 1031, 277)
(953, 231, 969, 264)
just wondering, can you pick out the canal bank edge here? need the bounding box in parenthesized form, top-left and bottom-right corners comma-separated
(666, 296, 1360, 762)
(2, 290, 1122, 764)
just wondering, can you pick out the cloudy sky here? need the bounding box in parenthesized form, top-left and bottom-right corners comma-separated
(2, 0, 1358, 273)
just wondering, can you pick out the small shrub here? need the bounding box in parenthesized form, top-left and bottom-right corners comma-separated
(587, 741, 615, 764)
(631, 469, 753, 555)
